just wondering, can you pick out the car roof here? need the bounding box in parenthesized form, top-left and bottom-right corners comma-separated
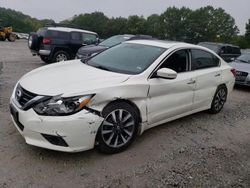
(198, 42, 240, 48)
(46, 27, 97, 35)
(126, 39, 198, 49)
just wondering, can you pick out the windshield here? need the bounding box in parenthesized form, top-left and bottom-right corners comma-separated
(198, 43, 220, 53)
(236, 54, 250, 64)
(99, 35, 133, 47)
(86, 43, 166, 74)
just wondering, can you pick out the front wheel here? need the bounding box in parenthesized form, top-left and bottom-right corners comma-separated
(209, 85, 227, 114)
(7, 33, 16, 42)
(96, 102, 139, 154)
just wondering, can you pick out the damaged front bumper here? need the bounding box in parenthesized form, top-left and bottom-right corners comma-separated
(10, 98, 104, 152)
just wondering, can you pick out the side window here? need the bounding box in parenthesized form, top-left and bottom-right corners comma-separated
(226, 46, 232, 54)
(220, 46, 226, 54)
(71, 32, 81, 40)
(232, 47, 240, 54)
(81, 33, 97, 44)
(159, 49, 189, 73)
(47, 31, 69, 39)
(191, 49, 220, 70)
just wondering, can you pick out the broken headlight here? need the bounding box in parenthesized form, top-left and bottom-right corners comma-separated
(33, 94, 94, 116)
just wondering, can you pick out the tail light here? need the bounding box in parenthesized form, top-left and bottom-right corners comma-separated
(231, 68, 236, 77)
(42, 38, 51, 44)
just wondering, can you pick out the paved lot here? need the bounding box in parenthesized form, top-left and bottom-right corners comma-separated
(0, 40, 250, 188)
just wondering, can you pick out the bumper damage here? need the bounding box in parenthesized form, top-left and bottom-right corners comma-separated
(10, 99, 104, 152)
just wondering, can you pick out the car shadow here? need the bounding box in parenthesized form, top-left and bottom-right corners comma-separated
(234, 85, 250, 92)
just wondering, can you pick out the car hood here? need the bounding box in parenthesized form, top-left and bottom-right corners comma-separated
(229, 62, 250, 72)
(78, 45, 108, 55)
(19, 60, 130, 97)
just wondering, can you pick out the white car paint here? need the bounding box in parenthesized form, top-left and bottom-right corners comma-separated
(10, 40, 235, 152)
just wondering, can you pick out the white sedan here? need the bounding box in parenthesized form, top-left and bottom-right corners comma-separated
(10, 40, 235, 153)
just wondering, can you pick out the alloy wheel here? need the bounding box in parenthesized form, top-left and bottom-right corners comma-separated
(213, 88, 226, 111)
(101, 109, 135, 148)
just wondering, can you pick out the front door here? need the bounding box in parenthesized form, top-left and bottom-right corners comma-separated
(147, 49, 195, 127)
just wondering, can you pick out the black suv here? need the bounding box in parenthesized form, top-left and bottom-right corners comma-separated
(76, 34, 153, 59)
(28, 26, 99, 63)
(198, 42, 241, 62)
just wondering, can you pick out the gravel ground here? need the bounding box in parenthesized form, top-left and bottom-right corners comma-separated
(0, 40, 250, 188)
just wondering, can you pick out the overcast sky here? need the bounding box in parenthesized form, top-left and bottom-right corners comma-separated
(0, 0, 249, 34)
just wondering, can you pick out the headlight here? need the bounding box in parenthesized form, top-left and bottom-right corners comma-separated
(33, 94, 94, 116)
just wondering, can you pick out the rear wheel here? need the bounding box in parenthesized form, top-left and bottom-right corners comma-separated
(52, 51, 70, 62)
(97, 102, 139, 154)
(209, 85, 227, 114)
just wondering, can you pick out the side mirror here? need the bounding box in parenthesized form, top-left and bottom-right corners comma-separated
(156, 68, 177, 79)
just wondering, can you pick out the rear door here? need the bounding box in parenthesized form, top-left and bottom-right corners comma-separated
(190, 49, 222, 109)
(70, 32, 84, 54)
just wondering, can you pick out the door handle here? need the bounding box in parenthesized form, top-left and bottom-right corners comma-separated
(214, 73, 221, 77)
(187, 80, 196, 84)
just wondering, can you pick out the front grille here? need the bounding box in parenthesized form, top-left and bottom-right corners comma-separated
(15, 85, 37, 107)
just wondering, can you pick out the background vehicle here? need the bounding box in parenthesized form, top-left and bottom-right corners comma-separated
(13, 32, 29, 40)
(10, 40, 235, 154)
(229, 53, 250, 86)
(76, 34, 153, 59)
(28, 25, 99, 63)
(0, 20, 16, 42)
(241, 49, 250, 54)
(198, 42, 241, 62)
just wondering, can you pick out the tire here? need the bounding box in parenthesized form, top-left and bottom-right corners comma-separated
(40, 55, 51, 63)
(209, 85, 227, 114)
(96, 102, 139, 154)
(52, 50, 70, 62)
(0, 36, 6, 41)
(28, 32, 39, 50)
(7, 33, 16, 42)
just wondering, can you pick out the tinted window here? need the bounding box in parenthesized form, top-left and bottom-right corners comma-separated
(47, 30, 69, 39)
(232, 47, 241, 54)
(226, 46, 233, 54)
(71, 32, 81, 40)
(191, 49, 220, 70)
(160, 50, 189, 73)
(87, 43, 166, 74)
(82, 33, 97, 44)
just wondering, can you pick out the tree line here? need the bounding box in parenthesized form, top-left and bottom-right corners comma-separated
(1, 6, 250, 48)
